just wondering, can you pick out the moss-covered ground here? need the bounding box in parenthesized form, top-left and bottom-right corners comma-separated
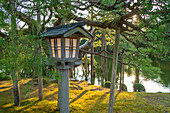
(0, 79, 169, 113)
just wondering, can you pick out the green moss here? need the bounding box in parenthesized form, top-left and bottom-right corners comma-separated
(0, 79, 169, 113)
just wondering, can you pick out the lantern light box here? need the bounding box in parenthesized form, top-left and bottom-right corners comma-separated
(40, 22, 93, 69)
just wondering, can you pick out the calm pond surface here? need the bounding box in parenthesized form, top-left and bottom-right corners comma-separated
(75, 56, 170, 93)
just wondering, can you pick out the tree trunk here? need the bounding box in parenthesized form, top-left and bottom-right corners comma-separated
(108, 28, 120, 113)
(85, 53, 88, 81)
(37, 1, 43, 101)
(38, 70, 43, 100)
(122, 64, 125, 84)
(90, 7, 95, 85)
(12, 71, 20, 106)
(73, 68, 76, 78)
(91, 46, 95, 77)
(101, 29, 108, 83)
(91, 47, 95, 85)
(104, 31, 108, 81)
(69, 69, 73, 78)
(135, 69, 140, 83)
(91, 46, 95, 85)
(91, 7, 95, 85)
(87, 61, 90, 75)
(101, 29, 104, 83)
(10, 1, 20, 106)
(119, 53, 124, 92)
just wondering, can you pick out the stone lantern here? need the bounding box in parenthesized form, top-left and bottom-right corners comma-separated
(40, 22, 93, 113)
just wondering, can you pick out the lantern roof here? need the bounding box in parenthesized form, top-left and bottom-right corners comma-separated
(40, 22, 93, 39)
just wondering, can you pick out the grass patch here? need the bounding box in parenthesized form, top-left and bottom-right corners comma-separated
(0, 79, 169, 113)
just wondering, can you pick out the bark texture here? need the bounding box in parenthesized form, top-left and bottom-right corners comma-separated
(11, 1, 20, 106)
(37, 1, 43, 101)
(85, 53, 88, 81)
(135, 69, 140, 83)
(119, 54, 124, 92)
(108, 28, 120, 113)
(12, 71, 20, 106)
(91, 46, 95, 85)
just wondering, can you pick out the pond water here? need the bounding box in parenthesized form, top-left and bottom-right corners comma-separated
(75, 56, 170, 93)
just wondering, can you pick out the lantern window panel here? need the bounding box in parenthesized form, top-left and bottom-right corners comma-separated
(57, 38, 61, 46)
(65, 38, 70, 47)
(72, 38, 76, 58)
(72, 49, 76, 58)
(54, 39, 58, 57)
(65, 38, 78, 58)
(58, 49, 61, 58)
(50, 38, 62, 58)
(73, 39, 77, 47)
(50, 37, 79, 59)
(65, 50, 70, 58)
(50, 39, 55, 57)
(65, 38, 69, 58)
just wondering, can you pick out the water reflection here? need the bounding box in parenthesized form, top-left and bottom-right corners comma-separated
(75, 65, 170, 93)
(124, 73, 170, 93)
(152, 59, 170, 88)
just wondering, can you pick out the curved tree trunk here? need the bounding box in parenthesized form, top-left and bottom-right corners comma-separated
(108, 28, 120, 113)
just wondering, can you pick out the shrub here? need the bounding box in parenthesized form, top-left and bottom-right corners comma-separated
(0, 73, 11, 81)
(121, 84, 127, 91)
(133, 83, 145, 92)
(105, 81, 111, 88)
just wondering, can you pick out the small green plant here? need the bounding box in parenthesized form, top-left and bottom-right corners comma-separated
(121, 84, 127, 91)
(0, 73, 11, 81)
(105, 81, 111, 88)
(133, 83, 145, 92)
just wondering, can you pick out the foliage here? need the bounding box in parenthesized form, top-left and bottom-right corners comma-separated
(0, 0, 168, 85)
(0, 34, 45, 78)
(121, 84, 127, 91)
(104, 81, 111, 88)
(0, 0, 169, 111)
(133, 83, 145, 92)
(0, 72, 11, 81)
